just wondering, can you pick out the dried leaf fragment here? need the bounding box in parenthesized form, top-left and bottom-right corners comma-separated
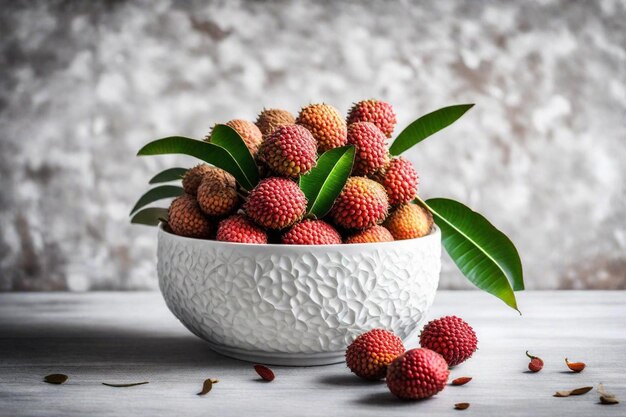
(102, 381, 149, 387)
(254, 364, 275, 382)
(197, 378, 213, 395)
(598, 383, 619, 405)
(44, 374, 68, 385)
(454, 403, 470, 410)
(553, 386, 593, 397)
(565, 358, 585, 373)
(451, 377, 472, 386)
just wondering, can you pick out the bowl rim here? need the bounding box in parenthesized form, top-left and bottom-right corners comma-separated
(158, 222, 440, 249)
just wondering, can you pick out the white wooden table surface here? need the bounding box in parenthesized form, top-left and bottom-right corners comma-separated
(0, 291, 624, 416)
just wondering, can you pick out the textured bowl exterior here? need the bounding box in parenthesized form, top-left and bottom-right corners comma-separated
(157, 226, 441, 365)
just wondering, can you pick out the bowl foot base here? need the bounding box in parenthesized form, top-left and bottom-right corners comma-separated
(204, 340, 346, 366)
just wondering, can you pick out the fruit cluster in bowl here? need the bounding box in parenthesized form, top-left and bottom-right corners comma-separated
(164, 100, 432, 245)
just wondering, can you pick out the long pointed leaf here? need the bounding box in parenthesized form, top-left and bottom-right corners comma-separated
(131, 207, 168, 226)
(130, 185, 183, 215)
(389, 104, 474, 156)
(149, 167, 187, 184)
(299, 145, 355, 217)
(417, 196, 523, 312)
(209, 124, 259, 188)
(137, 137, 254, 190)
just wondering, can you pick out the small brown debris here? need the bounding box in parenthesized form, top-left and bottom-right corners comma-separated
(598, 383, 619, 405)
(102, 381, 149, 387)
(254, 364, 275, 382)
(454, 402, 470, 410)
(44, 374, 68, 385)
(553, 386, 593, 397)
(451, 377, 472, 386)
(197, 378, 213, 395)
(565, 358, 585, 373)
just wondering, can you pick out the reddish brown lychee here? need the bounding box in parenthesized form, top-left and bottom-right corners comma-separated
(384, 203, 433, 240)
(216, 214, 267, 244)
(386, 348, 449, 400)
(419, 316, 478, 367)
(296, 103, 347, 152)
(196, 169, 239, 217)
(345, 225, 394, 244)
(373, 157, 418, 206)
(345, 329, 406, 380)
(167, 194, 212, 239)
(256, 108, 296, 136)
(224, 119, 264, 157)
(258, 124, 317, 178)
(182, 164, 212, 195)
(244, 177, 307, 229)
(347, 99, 397, 138)
(330, 177, 389, 230)
(347, 122, 389, 176)
(281, 220, 341, 245)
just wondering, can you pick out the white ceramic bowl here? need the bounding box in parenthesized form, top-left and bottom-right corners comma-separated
(157, 225, 441, 366)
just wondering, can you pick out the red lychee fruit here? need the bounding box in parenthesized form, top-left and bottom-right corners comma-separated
(384, 203, 433, 240)
(255, 108, 296, 136)
(168, 194, 212, 239)
(347, 99, 397, 138)
(419, 316, 478, 367)
(386, 348, 449, 400)
(296, 103, 347, 152)
(373, 157, 418, 206)
(345, 225, 394, 244)
(216, 214, 267, 244)
(330, 177, 389, 230)
(258, 124, 317, 178)
(196, 168, 239, 217)
(347, 122, 389, 176)
(182, 164, 213, 196)
(281, 220, 341, 245)
(224, 119, 264, 157)
(244, 177, 307, 229)
(345, 329, 406, 380)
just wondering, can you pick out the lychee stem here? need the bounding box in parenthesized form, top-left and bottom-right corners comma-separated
(526, 350, 538, 360)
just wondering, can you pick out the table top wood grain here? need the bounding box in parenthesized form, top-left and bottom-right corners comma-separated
(1, 291, 624, 416)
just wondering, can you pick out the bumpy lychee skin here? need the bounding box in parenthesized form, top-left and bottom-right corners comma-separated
(244, 177, 307, 229)
(296, 103, 347, 152)
(223, 119, 264, 157)
(345, 225, 394, 244)
(384, 203, 433, 240)
(386, 348, 449, 400)
(347, 99, 397, 138)
(196, 169, 239, 217)
(216, 214, 267, 244)
(347, 122, 389, 176)
(346, 329, 406, 381)
(182, 164, 212, 195)
(419, 316, 478, 367)
(282, 220, 341, 245)
(258, 125, 317, 178)
(168, 194, 212, 239)
(373, 157, 418, 206)
(256, 108, 296, 136)
(330, 177, 389, 230)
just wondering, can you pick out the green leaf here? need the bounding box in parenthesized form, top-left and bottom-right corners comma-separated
(130, 185, 183, 215)
(299, 145, 355, 217)
(417, 196, 523, 312)
(130, 207, 168, 226)
(389, 104, 474, 156)
(137, 137, 254, 190)
(149, 167, 187, 184)
(209, 124, 259, 188)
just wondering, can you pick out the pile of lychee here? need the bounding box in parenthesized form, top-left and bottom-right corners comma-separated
(346, 316, 478, 400)
(166, 100, 434, 244)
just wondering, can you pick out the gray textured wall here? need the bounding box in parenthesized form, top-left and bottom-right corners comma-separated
(1, 0, 625, 291)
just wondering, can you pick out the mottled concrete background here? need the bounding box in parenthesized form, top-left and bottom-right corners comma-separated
(1, 0, 625, 291)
